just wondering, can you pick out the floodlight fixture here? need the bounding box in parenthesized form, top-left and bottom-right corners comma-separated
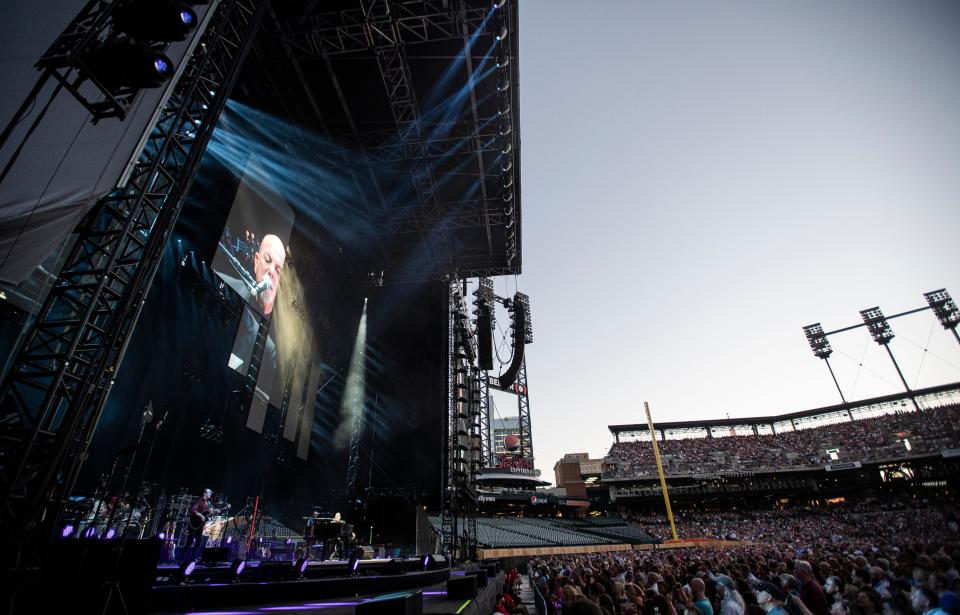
(802, 323, 847, 406)
(860, 307, 894, 345)
(803, 323, 833, 359)
(860, 306, 918, 409)
(924, 289, 960, 343)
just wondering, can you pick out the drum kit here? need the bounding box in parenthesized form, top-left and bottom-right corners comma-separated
(65, 483, 159, 539)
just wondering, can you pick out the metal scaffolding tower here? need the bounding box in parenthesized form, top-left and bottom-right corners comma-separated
(0, 0, 268, 569)
(440, 279, 479, 561)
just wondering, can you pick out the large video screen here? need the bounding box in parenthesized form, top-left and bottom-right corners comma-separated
(212, 157, 294, 320)
(213, 157, 294, 377)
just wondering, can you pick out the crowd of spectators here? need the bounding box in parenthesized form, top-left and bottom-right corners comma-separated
(527, 499, 960, 615)
(605, 405, 960, 478)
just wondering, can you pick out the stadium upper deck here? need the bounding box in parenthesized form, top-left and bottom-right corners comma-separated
(604, 382, 960, 480)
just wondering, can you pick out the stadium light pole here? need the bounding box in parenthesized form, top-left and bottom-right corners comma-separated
(644, 402, 678, 541)
(923, 289, 960, 347)
(802, 324, 851, 417)
(859, 307, 920, 412)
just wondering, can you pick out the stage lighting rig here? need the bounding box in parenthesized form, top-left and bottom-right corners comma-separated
(34, 0, 204, 121)
(113, 1, 198, 42)
(924, 289, 960, 343)
(199, 418, 223, 443)
(82, 39, 175, 89)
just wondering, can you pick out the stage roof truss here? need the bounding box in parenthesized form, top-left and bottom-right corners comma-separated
(244, 0, 521, 284)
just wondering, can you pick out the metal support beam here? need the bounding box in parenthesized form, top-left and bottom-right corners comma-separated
(516, 357, 533, 462)
(258, 2, 491, 60)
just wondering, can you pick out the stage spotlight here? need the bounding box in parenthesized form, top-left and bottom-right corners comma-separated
(503, 190, 514, 202)
(177, 559, 197, 580)
(231, 558, 246, 579)
(295, 557, 309, 578)
(502, 155, 513, 173)
(82, 39, 174, 88)
(83, 526, 98, 539)
(496, 25, 508, 41)
(113, 1, 198, 42)
(496, 55, 510, 68)
(61, 524, 75, 538)
(493, 0, 507, 9)
(497, 78, 510, 93)
(105, 528, 116, 539)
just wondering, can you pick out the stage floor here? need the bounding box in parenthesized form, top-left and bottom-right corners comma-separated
(151, 569, 502, 615)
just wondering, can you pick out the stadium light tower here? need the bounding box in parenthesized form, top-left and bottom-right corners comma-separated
(802, 323, 849, 410)
(923, 289, 960, 346)
(859, 307, 919, 411)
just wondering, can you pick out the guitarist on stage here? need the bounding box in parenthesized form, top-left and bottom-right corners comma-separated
(182, 488, 213, 563)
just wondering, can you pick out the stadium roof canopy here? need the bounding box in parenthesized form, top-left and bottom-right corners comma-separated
(608, 381, 960, 437)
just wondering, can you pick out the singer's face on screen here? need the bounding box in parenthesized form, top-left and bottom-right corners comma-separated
(253, 234, 285, 314)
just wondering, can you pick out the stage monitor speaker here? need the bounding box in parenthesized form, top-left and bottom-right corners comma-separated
(27, 538, 161, 615)
(201, 546, 230, 564)
(360, 545, 375, 560)
(447, 575, 478, 599)
(356, 590, 423, 615)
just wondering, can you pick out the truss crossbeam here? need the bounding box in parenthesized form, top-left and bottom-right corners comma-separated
(259, 2, 489, 59)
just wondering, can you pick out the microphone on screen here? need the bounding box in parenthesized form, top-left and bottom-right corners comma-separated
(251, 276, 273, 296)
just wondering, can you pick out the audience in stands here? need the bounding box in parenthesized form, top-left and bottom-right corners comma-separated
(527, 498, 959, 615)
(605, 405, 960, 479)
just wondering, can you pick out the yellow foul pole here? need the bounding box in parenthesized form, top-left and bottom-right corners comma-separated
(644, 401, 678, 541)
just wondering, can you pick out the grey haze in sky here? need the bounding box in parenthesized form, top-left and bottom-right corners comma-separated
(510, 0, 960, 482)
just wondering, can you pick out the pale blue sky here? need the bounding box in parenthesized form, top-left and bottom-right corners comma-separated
(512, 0, 960, 481)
